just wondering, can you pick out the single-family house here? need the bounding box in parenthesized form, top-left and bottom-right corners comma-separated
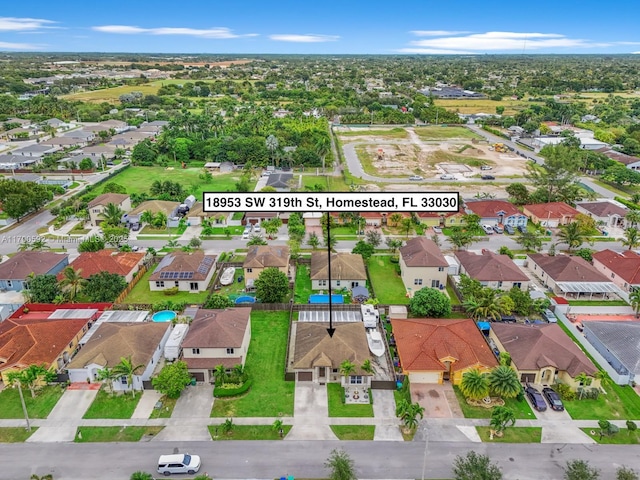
(527, 253, 616, 299)
(11, 144, 61, 158)
(183, 202, 225, 226)
(310, 252, 367, 291)
(123, 200, 180, 227)
(243, 212, 279, 227)
(290, 321, 372, 386)
(583, 322, 640, 384)
(416, 207, 465, 227)
(592, 250, 640, 293)
(490, 323, 599, 388)
(243, 246, 290, 285)
(594, 148, 640, 171)
(67, 322, 171, 391)
(464, 200, 528, 227)
(0, 252, 69, 292)
(43, 118, 75, 131)
(391, 318, 498, 384)
(0, 316, 91, 384)
(149, 251, 216, 293)
(455, 250, 529, 291)
(40, 136, 87, 148)
(0, 154, 38, 169)
(399, 237, 448, 295)
(266, 173, 294, 191)
(87, 193, 131, 226)
(575, 200, 628, 228)
(523, 202, 580, 228)
(61, 250, 145, 283)
(63, 130, 97, 143)
(181, 308, 252, 383)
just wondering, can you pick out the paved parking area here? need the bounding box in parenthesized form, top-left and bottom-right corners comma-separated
(172, 385, 213, 418)
(411, 383, 463, 418)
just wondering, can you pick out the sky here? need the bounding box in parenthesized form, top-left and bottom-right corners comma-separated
(1, 0, 640, 55)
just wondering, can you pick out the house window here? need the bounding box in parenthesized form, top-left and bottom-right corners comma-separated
(497, 281, 503, 288)
(332, 369, 339, 373)
(438, 267, 444, 272)
(6, 280, 12, 288)
(226, 348, 235, 355)
(192, 348, 200, 355)
(190, 282, 199, 291)
(68, 342, 73, 349)
(431, 280, 440, 288)
(349, 376, 363, 385)
(247, 268, 253, 273)
(319, 280, 327, 287)
(155, 281, 165, 288)
(336, 280, 341, 286)
(120, 376, 127, 385)
(175, 281, 179, 287)
(414, 279, 423, 286)
(611, 273, 615, 279)
(513, 282, 522, 289)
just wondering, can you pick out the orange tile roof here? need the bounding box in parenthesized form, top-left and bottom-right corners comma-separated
(61, 250, 144, 280)
(465, 200, 521, 219)
(391, 318, 498, 373)
(523, 202, 580, 220)
(593, 249, 640, 285)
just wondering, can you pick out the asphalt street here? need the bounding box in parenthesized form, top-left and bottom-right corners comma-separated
(4, 440, 639, 480)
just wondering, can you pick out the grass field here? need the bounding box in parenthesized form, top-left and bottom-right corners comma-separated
(327, 384, 374, 417)
(299, 173, 354, 192)
(75, 426, 163, 442)
(367, 256, 409, 305)
(123, 268, 210, 304)
(453, 386, 536, 420)
(0, 386, 64, 419)
(82, 389, 142, 419)
(476, 426, 542, 443)
(63, 84, 161, 103)
(414, 126, 483, 140)
(209, 424, 292, 440)
(433, 98, 538, 115)
(582, 428, 640, 444)
(0, 427, 38, 442)
(338, 128, 408, 139)
(330, 425, 376, 440)
(211, 311, 294, 417)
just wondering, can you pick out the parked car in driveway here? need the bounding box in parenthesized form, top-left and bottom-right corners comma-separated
(542, 309, 557, 323)
(525, 384, 547, 411)
(482, 224, 494, 235)
(493, 225, 503, 234)
(542, 387, 564, 411)
(517, 225, 527, 234)
(504, 225, 515, 235)
(432, 226, 442, 234)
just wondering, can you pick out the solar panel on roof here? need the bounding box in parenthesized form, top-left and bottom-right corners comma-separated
(202, 257, 214, 265)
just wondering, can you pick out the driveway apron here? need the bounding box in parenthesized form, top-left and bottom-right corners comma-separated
(285, 383, 337, 440)
(152, 385, 213, 442)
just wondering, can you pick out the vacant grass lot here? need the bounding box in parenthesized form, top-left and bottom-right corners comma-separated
(453, 386, 536, 420)
(414, 126, 482, 140)
(123, 268, 210, 304)
(208, 425, 292, 440)
(582, 428, 640, 444)
(211, 311, 294, 417)
(476, 426, 542, 443)
(330, 425, 376, 440)
(75, 426, 163, 442)
(82, 389, 142, 419)
(299, 174, 354, 192)
(367, 256, 409, 305)
(0, 427, 38, 442)
(294, 265, 313, 304)
(327, 384, 374, 417)
(0, 386, 64, 419)
(433, 98, 536, 115)
(339, 127, 408, 139)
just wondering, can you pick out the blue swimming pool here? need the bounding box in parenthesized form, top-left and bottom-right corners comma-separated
(152, 310, 177, 322)
(308, 294, 344, 304)
(235, 295, 256, 304)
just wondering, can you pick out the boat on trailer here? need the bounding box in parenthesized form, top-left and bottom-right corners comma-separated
(366, 330, 385, 357)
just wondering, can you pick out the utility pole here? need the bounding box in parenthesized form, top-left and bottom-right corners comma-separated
(17, 380, 31, 432)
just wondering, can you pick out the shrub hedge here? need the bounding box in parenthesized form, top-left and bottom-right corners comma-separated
(214, 379, 253, 398)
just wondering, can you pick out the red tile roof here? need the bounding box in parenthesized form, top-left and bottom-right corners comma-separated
(60, 250, 144, 280)
(593, 249, 640, 285)
(465, 200, 521, 219)
(391, 318, 498, 373)
(523, 202, 580, 220)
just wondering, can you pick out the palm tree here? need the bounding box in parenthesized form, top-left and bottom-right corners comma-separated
(625, 210, 640, 229)
(58, 266, 87, 303)
(307, 232, 320, 250)
(463, 289, 504, 321)
(30, 238, 50, 251)
(488, 366, 521, 399)
(400, 402, 425, 432)
(340, 359, 356, 382)
(96, 366, 118, 395)
(400, 217, 413, 238)
(575, 372, 591, 399)
(622, 228, 640, 250)
(361, 359, 374, 376)
(214, 364, 227, 386)
(102, 203, 124, 226)
(490, 406, 516, 434)
(112, 356, 145, 398)
(557, 222, 585, 253)
(630, 288, 640, 318)
(389, 213, 403, 227)
(18, 240, 32, 252)
(152, 211, 167, 229)
(266, 134, 279, 166)
(140, 210, 154, 225)
(460, 369, 490, 400)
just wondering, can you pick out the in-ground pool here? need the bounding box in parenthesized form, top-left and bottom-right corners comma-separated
(152, 310, 177, 322)
(235, 295, 256, 304)
(308, 294, 344, 304)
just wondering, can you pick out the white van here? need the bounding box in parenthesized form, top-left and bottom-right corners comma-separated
(157, 454, 201, 476)
(440, 174, 456, 180)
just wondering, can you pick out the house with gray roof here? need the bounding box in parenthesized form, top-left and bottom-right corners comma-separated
(399, 237, 448, 296)
(575, 200, 629, 228)
(455, 250, 529, 291)
(0, 251, 69, 292)
(583, 321, 640, 384)
(11, 144, 61, 158)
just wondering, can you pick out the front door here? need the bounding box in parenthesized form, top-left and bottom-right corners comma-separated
(318, 367, 326, 384)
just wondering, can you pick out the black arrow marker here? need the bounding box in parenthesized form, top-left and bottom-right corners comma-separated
(326, 211, 335, 338)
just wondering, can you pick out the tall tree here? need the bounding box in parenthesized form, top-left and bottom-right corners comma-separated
(526, 144, 582, 203)
(152, 361, 192, 399)
(460, 369, 490, 400)
(558, 222, 585, 253)
(6, 364, 54, 398)
(452, 451, 502, 480)
(102, 203, 124, 226)
(622, 228, 640, 250)
(488, 366, 521, 399)
(489, 406, 516, 434)
(25, 274, 62, 303)
(254, 267, 289, 303)
(113, 356, 145, 397)
(58, 267, 87, 303)
(84, 272, 127, 302)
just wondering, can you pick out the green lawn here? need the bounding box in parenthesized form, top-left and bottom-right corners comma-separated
(446, 284, 461, 305)
(92, 166, 255, 197)
(208, 424, 292, 440)
(566, 300, 629, 307)
(582, 428, 640, 444)
(563, 384, 640, 420)
(476, 426, 542, 443)
(75, 426, 163, 442)
(338, 128, 408, 139)
(148, 395, 178, 419)
(122, 268, 210, 304)
(216, 268, 246, 296)
(299, 174, 354, 192)
(327, 384, 374, 417)
(414, 126, 482, 140)
(367, 256, 409, 304)
(139, 225, 187, 235)
(82, 389, 142, 419)
(330, 425, 376, 440)
(294, 264, 313, 304)
(0, 427, 38, 442)
(211, 311, 294, 417)
(453, 386, 536, 420)
(0, 386, 64, 419)
(201, 226, 245, 236)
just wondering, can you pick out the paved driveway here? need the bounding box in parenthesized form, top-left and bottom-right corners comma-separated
(411, 383, 463, 418)
(152, 385, 214, 442)
(286, 383, 336, 441)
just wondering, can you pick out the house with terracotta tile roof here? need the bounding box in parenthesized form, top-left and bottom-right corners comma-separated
(61, 250, 145, 283)
(181, 308, 251, 383)
(455, 250, 529, 291)
(399, 237, 448, 296)
(528, 253, 617, 299)
(490, 323, 599, 388)
(464, 200, 527, 227)
(0, 252, 68, 292)
(575, 200, 628, 228)
(523, 202, 580, 228)
(243, 246, 290, 285)
(416, 207, 465, 227)
(67, 321, 171, 391)
(310, 252, 366, 291)
(592, 249, 640, 293)
(391, 318, 498, 384)
(149, 251, 216, 293)
(0, 315, 91, 384)
(87, 193, 131, 227)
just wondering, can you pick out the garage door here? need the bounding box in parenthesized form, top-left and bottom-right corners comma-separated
(409, 372, 441, 383)
(191, 372, 205, 382)
(520, 373, 536, 383)
(297, 371, 313, 382)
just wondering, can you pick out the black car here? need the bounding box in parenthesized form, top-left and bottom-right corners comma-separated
(542, 387, 564, 411)
(517, 224, 527, 234)
(525, 384, 547, 411)
(481, 175, 496, 180)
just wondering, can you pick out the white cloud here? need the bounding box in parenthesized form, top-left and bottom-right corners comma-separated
(269, 34, 339, 43)
(92, 25, 257, 39)
(408, 31, 595, 51)
(0, 41, 41, 50)
(410, 30, 471, 37)
(397, 47, 475, 54)
(0, 17, 57, 32)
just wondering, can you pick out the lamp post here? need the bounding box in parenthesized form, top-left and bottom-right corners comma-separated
(16, 380, 31, 432)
